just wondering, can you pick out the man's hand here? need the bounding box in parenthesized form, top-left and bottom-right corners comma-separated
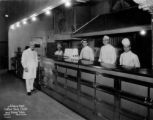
(24, 67, 28, 72)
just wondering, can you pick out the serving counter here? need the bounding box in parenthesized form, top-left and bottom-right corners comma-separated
(40, 57, 153, 120)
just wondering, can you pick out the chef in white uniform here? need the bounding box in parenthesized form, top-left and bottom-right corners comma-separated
(99, 35, 116, 65)
(120, 38, 140, 68)
(21, 41, 38, 95)
(54, 43, 63, 56)
(79, 39, 94, 61)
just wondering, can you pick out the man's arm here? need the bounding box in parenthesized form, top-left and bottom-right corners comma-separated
(119, 54, 123, 65)
(98, 47, 102, 62)
(111, 48, 117, 64)
(35, 52, 38, 68)
(79, 49, 83, 60)
(134, 55, 140, 68)
(90, 48, 94, 61)
(21, 51, 28, 72)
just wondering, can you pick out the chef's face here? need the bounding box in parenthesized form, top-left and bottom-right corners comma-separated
(103, 39, 109, 45)
(123, 45, 131, 52)
(57, 44, 62, 50)
(30, 43, 35, 51)
(82, 41, 88, 47)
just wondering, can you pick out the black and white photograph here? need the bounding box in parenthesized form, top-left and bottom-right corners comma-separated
(0, 0, 153, 120)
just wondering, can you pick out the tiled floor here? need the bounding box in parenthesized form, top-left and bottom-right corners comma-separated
(0, 71, 86, 120)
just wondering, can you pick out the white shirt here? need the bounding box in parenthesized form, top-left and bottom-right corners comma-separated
(120, 51, 140, 68)
(80, 46, 94, 61)
(21, 48, 38, 79)
(54, 50, 63, 56)
(99, 44, 116, 64)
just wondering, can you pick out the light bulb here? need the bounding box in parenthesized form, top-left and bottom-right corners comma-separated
(10, 25, 15, 30)
(16, 22, 20, 27)
(31, 14, 37, 21)
(22, 19, 27, 25)
(140, 30, 146, 36)
(45, 10, 51, 16)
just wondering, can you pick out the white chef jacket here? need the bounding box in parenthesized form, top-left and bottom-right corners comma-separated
(80, 46, 94, 61)
(54, 50, 63, 56)
(99, 44, 116, 64)
(120, 51, 140, 68)
(21, 48, 38, 79)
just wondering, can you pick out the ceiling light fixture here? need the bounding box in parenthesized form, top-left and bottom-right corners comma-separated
(45, 10, 51, 16)
(5, 14, 9, 18)
(16, 22, 20, 27)
(62, 0, 72, 7)
(22, 19, 27, 25)
(140, 30, 146, 36)
(10, 3, 63, 30)
(10, 25, 15, 30)
(31, 14, 37, 21)
(65, 1, 71, 7)
(43, 6, 52, 16)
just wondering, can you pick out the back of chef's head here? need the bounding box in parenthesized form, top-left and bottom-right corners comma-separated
(122, 38, 131, 47)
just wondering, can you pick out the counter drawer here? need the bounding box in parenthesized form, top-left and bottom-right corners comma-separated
(67, 69, 77, 77)
(121, 81, 148, 97)
(96, 90, 114, 105)
(81, 72, 95, 82)
(96, 75, 114, 87)
(81, 85, 94, 97)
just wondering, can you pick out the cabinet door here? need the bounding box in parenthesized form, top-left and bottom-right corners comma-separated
(96, 75, 114, 87)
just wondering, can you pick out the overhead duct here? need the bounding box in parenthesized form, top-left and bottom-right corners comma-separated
(73, 7, 151, 37)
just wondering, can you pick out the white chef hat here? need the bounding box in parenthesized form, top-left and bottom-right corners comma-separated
(81, 39, 87, 43)
(103, 35, 109, 40)
(122, 38, 130, 47)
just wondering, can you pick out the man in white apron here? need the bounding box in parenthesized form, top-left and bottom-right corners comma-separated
(21, 41, 38, 95)
(99, 35, 117, 65)
(120, 38, 140, 68)
(79, 39, 94, 61)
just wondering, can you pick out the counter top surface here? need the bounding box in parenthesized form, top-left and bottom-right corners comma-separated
(41, 57, 153, 78)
